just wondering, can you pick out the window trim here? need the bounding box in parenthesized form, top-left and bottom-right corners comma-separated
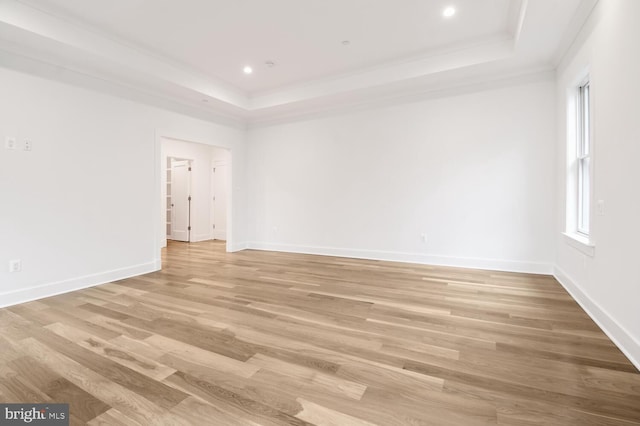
(563, 232, 595, 257)
(576, 78, 591, 237)
(565, 70, 595, 253)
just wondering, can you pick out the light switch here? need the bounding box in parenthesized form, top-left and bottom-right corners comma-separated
(597, 200, 605, 216)
(5, 136, 17, 150)
(9, 259, 21, 273)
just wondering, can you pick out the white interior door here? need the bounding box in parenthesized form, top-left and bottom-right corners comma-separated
(212, 163, 227, 240)
(171, 160, 191, 242)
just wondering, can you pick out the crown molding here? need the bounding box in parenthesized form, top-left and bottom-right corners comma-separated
(0, 0, 591, 127)
(248, 67, 555, 129)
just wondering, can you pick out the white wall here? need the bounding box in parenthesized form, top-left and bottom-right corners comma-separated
(247, 77, 556, 273)
(554, 0, 640, 368)
(0, 67, 245, 307)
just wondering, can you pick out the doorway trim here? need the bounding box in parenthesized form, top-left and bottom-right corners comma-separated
(211, 160, 228, 241)
(154, 129, 234, 266)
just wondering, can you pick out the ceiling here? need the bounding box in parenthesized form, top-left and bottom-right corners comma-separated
(0, 0, 596, 125)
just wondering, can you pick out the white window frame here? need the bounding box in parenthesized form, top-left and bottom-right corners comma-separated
(576, 78, 591, 237)
(563, 72, 594, 256)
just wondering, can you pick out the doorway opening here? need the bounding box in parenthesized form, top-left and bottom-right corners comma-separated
(159, 136, 231, 249)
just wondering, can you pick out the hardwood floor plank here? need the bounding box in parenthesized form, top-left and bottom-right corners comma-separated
(145, 334, 260, 379)
(295, 398, 378, 426)
(0, 364, 52, 403)
(16, 337, 168, 424)
(0, 240, 637, 424)
(43, 378, 111, 423)
(24, 326, 189, 410)
(404, 360, 640, 422)
(44, 322, 177, 381)
(165, 370, 314, 426)
(86, 408, 142, 426)
(247, 353, 367, 401)
(168, 397, 262, 426)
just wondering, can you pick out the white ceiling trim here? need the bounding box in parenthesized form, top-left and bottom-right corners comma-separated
(249, 35, 516, 110)
(0, 1, 247, 108)
(0, 0, 591, 125)
(551, 0, 599, 67)
(248, 68, 555, 129)
(0, 46, 247, 128)
(509, 0, 528, 44)
(248, 0, 527, 112)
(0, 0, 526, 111)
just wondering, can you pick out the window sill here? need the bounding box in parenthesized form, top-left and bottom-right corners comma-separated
(563, 232, 595, 257)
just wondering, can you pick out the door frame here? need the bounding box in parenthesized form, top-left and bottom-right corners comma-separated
(154, 129, 235, 266)
(210, 160, 228, 241)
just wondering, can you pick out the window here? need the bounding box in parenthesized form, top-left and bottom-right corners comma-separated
(576, 79, 591, 236)
(564, 73, 594, 255)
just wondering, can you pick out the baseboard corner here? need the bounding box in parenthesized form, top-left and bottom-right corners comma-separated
(229, 242, 249, 252)
(553, 266, 640, 371)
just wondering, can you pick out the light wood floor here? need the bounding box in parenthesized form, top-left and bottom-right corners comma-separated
(1, 240, 639, 425)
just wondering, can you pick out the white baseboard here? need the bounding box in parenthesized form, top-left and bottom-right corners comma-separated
(0, 261, 159, 309)
(247, 242, 553, 274)
(553, 266, 640, 371)
(229, 242, 249, 252)
(192, 233, 213, 243)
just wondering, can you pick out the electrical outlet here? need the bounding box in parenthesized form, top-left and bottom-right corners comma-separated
(597, 200, 605, 216)
(420, 233, 427, 243)
(9, 259, 21, 273)
(5, 136, 17, 150)
(23, 139, 32, 151)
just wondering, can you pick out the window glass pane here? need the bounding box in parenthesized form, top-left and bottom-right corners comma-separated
(578, 87, 584, 156)
(578, 158, 584, 228)
(583, 84, 590, 155)
(578, 157, 590, 234)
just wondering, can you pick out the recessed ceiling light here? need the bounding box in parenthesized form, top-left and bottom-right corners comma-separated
(443, 6, 456, 18)
(201, 99, 209, 103)
(243, 66, 253, 74)
(265, 61, 275, 68)
(341, 40, 350, 46)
